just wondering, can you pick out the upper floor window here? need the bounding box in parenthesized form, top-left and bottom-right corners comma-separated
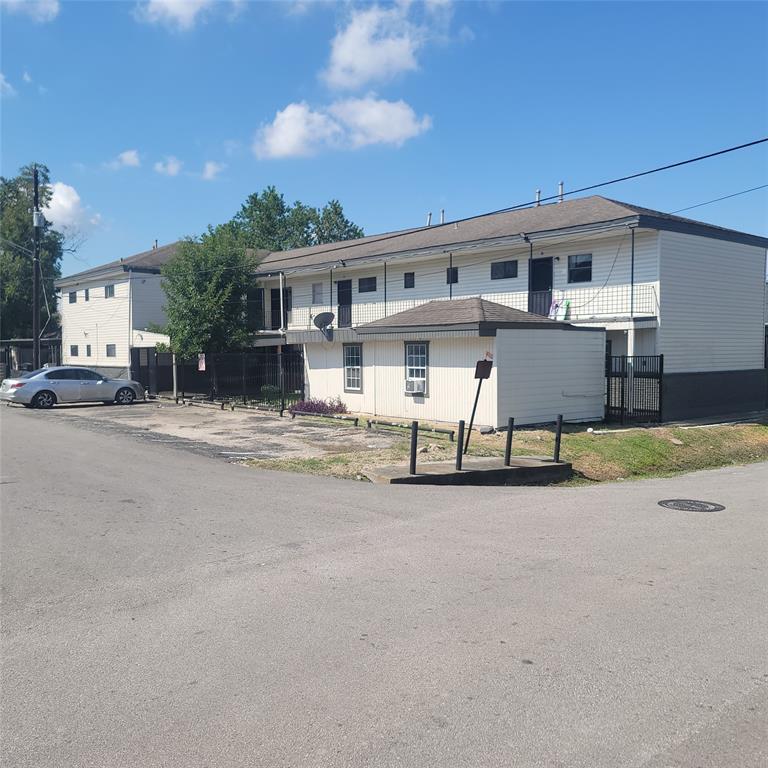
(404, 272, 415, 289)
(344, 344, 362, 392)
(68, 291, 77, 304)
(86, 344, 92, 357)
(70, 345, 79, 357)
(105, 284, 115, 298)
(312, 283, 324, 304)
(568, 254, 592, 283)
(490, 260, 518, 280)
(446, 267, 458, 285)
(105, 344, 116, 357)
(84, 288, 89, 301)
(358, 277, 377, 293)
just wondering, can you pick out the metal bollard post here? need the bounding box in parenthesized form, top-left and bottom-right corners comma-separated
(409, 420, 419, 475)
(504, 417, 515, 466)
(455, 420, 465, 470)
(553, 414, 563, 463)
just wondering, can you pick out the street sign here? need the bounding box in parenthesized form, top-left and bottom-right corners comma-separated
(474, 359, 493, 379)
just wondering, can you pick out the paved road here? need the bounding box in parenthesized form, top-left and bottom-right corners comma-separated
(2, 406, 767, 767)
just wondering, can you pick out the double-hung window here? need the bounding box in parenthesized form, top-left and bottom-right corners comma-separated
(105, 284, 115, 298)
(344, 344, 362, 392)
(70, 345, 79, 357)
(405, 342, 428, 395)
(490, 260, 518, 280)
(358, 277, 377, 293)
(106, 344, 116, 358)
(568, 254, 592, 283)
(68, 291, 77, 304)
(312, 283, 324, 304)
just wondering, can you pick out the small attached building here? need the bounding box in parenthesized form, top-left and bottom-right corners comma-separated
(301, 298, 606, 427)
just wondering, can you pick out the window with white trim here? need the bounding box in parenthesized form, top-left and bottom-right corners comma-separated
(70, 345, 79, 357)
(105, 284, 115, 298)
(568, 254, 592, 283)
(86, 344, 92, 357)
(106, 344, 116, 357)
(68, 291, 77, 304)
(84, 288, 89, 301)
(312, 283, 324, 304)
(343, 344, 362, 391)
(405, 342, 428, 395)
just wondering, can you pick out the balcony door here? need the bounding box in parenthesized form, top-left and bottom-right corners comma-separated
(337, 279, 352, 328)
(528, 257, 553, 316)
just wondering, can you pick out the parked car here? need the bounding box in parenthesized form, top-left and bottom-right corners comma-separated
(0, 367, 145, 408)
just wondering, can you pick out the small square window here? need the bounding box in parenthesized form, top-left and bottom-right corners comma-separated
(568, 254, 592, 283)
(358, 277, 377, 293)
(491, 260, 518, 280)
(404, 272, 415, 289)
(344, 344, 362, 392)
(446, 267, 458, 285)
(105, 284, 115, 298)
(105, 344, 116, 358)
(68, 291, 77, 304)
(312, 283, 324, 304)
(86, 344, 92, 357)
(84, 288, 89, 301)
(70, 344, 79, 357)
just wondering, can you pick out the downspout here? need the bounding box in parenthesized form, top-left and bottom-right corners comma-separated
(630, 226, 636, 319)
(127, 270, 133, 378)
(329, 268, 333, 316)
(449, 252, 453, 299)
(383, 261, 387, 316)
(279, 271, 286, 334)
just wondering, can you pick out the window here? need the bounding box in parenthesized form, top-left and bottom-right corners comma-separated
(105, 344, 116, 358)
(86, 344, 92, 357)
(568, 254, 592, 283)
(79, 369, 102, 381)
(446, 266, 458, 285)
(404, 272, 415, 289)
(70, 345, 79, 357)
(312, 283, 324, 304)
(46, 369, 77, 380)
(491, 260, 518, 280)
(405, 342, 428, 395)
(343, 344, 362, 392)
(246, 287, 264, 331)
(105, 284, 115, 298)
(68, 291, 77, 304)
(358, 276, 377, 293)
(84, 288, 89, 301)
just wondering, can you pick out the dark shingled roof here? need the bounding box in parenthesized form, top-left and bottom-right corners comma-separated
(358, 298, 563, 332)
(56, 241, 181, 286)
(256, 195, 768, 275)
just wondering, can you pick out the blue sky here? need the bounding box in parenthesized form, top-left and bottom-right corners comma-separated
(2, 0, 767, 276)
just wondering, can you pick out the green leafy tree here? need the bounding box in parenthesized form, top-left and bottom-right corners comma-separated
(0, 164, 64, 338)
(315, 199, 364, 244)
(162, 225, 257, 360)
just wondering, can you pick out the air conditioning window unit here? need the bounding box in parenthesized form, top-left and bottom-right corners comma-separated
(405, 379, 425, 395)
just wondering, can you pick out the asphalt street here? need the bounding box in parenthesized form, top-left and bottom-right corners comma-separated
(2, 405, 767, 767)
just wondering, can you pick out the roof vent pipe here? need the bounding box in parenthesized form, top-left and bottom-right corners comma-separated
(558, 181, 564, 203)
(440, 209, 445, 224)
(535, 189, 541, 206)
(426, 212, 432, 226)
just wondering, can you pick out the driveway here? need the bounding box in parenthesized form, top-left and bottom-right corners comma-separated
(1, 406, 766, 767)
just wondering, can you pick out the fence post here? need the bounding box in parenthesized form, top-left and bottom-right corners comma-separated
(409, 420, 419, 475)
(619, 355, 626, 426)
(553, 414, 563, 463)
(278, 346, 286, 415)
(504, 417, 515, 466)
(241, 353, 247, 404)
(658, 354, 664, 423)
(455, 420, 465, 470)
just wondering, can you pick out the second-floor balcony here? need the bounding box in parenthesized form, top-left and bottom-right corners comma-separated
(276, 282, 659, 332)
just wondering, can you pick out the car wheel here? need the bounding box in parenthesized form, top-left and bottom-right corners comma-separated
(115, 387, 136, 405)
(32, 390, 57, 409)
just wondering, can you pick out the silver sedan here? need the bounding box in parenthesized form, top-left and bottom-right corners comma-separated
(0, 366, 145, 408)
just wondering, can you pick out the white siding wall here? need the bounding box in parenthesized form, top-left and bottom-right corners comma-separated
(305, 336, 498, 426)
(130, 274, 167, 330)
(60, 277, 130, 367)
(657, 231, 767, 373)
(495, 328, 606, 425)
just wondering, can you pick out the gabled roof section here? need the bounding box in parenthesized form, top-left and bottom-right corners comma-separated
(356, 297, 566, 336)
(255, 195, 768, 275)
(55, 241, 181, 287)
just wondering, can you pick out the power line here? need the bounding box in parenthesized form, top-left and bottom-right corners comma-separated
(670, 183, 768, 214)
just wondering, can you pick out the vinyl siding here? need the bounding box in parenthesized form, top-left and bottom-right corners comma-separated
(495, 328, 606, 425)
(657, 231, 767, 373)
(130, 274, 167, 330)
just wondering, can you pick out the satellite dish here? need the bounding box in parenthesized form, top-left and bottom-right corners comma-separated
(313, 312, 335, 330)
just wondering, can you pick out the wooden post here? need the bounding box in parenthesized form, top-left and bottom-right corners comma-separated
(409, 420, 418, 475)
(504, 417, 515, 466)
(553, 414, 563, 463)
(455, 420, 465, 470)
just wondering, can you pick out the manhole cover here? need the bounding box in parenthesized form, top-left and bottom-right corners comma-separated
(658, 499, 726, 512)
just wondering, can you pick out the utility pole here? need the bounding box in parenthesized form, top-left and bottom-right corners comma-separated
(32, 166, 42, 369)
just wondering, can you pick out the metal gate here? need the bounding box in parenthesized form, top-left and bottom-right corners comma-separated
(605, 354, 663, 423)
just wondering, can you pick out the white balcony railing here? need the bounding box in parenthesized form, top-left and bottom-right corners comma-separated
(280, 282, 658, 331)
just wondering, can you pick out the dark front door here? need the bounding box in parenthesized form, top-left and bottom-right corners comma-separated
(337, 280, 352, 328)
(270, 288, 282, 330)
(528, 257, 553, 316)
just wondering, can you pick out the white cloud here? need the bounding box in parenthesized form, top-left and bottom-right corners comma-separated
(106, 149, 141, 170)
(0, 73, 16, 97)
(154, 156, 183, 176)
(44, 182, 100, 232)
(135, 0, 243, 30)
(254, 96, 430, 159)
(0, 0, 60, 23)
(22, 70, 32, 83)
(201, 160, 225, 180)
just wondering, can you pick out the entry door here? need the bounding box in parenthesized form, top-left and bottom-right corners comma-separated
(270, 289, 282, 330)
(528, 257, 553, 316)
(337, 280, 352, 328)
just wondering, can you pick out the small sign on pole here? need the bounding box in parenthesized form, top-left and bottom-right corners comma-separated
(465, 358, 494, 454)
(197, 353, 206, 372)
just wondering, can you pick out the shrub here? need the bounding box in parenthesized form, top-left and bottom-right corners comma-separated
(289, 397, 348, 416)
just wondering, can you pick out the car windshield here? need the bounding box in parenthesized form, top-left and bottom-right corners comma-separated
(19, 368, 48, 379)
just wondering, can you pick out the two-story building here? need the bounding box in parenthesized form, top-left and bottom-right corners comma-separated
(55, 242, 178, 378)
(252, 196, 768, 425)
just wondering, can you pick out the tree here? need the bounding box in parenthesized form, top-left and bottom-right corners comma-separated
(315, 199, 364, 244)
(0, 164, 64, 338)
(162, 225, 257, 360)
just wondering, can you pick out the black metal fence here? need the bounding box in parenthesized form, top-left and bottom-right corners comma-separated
(131, 347, 305, 410)
(605, 354, 663, 424)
